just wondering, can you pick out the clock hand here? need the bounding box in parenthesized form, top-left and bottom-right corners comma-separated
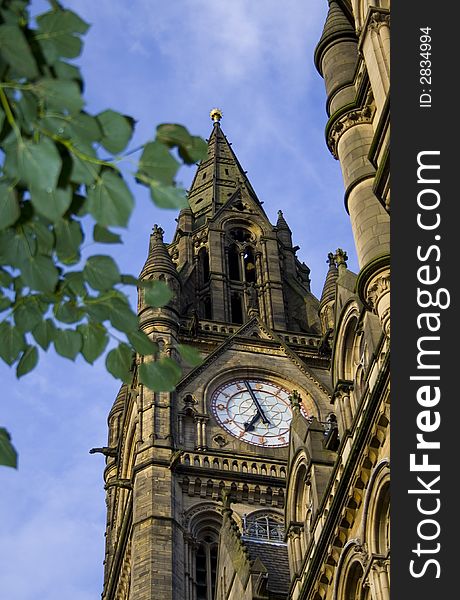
(243, 381, 270, 425)
(243, 411, 261, 432)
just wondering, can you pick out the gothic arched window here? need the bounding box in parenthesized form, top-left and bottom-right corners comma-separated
(203, 296, 212, 320)
(195, 536, 218, 600)
(228, 244, 241, 281)
(242, 512, 285, 542)
(344, 562, 368, 600)
(230, 293, 243, 324)
(243, 246, 256, 283)
(199, 247, 210, 285)
(184, 505, 222, 600)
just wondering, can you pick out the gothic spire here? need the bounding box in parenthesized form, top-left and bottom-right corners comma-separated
(186, 110, 260, 218)
(319, 252, 339, 308)
(140, 224, 178, 280)
(314, 0, 357, 73)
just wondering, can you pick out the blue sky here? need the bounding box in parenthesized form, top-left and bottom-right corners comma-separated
(0, 1, 357, 598)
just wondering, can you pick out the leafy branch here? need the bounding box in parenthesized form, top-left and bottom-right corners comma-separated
(0, 0, 206, 467)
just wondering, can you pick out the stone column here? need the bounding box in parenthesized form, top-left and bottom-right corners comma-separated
(359, 9, 390, 116)
(332, 381, 354, 434)
(287, 525, 304, 576)
(368, 559, 390, 600)
(328, 110, 390, 338)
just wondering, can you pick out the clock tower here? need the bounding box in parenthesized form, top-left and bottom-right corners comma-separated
(101, 112, 335, 600)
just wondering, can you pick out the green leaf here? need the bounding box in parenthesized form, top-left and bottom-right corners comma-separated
(108, 297, 138, 333)
(97, 109, 134, 154)
(69, 140, 100, 185)
(178, 135, 208, 164)
(15, 91, 39, 135)
(0, 321, 26, 365)
(177, 344, 202, 367)
(144, 280, 173, 308)
(54, 300, 83, 324)
(54, 328, 82, 360)
(83, 255, 120, 291)
(32, 318, 56, 350)
(93, 225, 122, 244)
(14, 296, 46, 332)
(70, 112, 102, 144)
(156, 126, 206, 164)
(156, 123, 192, 149)
(36, 8, 89, 63)
(62, 271, 86, 297)
(0, 293, 11, 312)
(0, 24, 38, 78)
(120, 274, 139, 286)
(0, 268, 13, 287)
(21, 254, 59, 292)
(83, 294, 110, 323)
(106, 343, 132, 382)
(16, 345, 38, 378)
(0, 428, 17, 469)
(27, 221, 54, 255)
(54, 218, 83, 264)
(31, 186, 72, 222)
(53, 60, 82, 83)
(127, 330, 158, 356)
(41, 112, 101, 145)
(0, 228, 36, 268)
(78, 321, 109, 364)
(137, 140, 180, 186)
(139, 357, 182, 392)
(34, 78, 84, 114)
(87, 170, 134, 228)
(15, 137, 62, 193)
(149, 182, 188, 210)
(0, 182, 20, 230)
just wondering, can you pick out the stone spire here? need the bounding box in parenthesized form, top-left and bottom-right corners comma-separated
(186, 110, 260, 218)
(140, 224, 179, 280)
(319, 252, 339, 333)
(276, 210, 293, 248)
(320, 252, 339, 307)
(314, 0, 357, 74)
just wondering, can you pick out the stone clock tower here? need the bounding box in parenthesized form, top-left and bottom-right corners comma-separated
(100, 111, 335, 600)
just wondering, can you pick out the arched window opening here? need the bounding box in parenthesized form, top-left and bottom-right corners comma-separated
(230, 294, 243, 324)
(185, 506, 222, 600)
(342, 317, 359, 381)
(375, 483, 390, 555)
(203, 296, 212, 320)
(242, 513, 284, 542)
(228, 244, 241, 281)
(195, 536, 219, 600)
(243, 246, 256, 283)
(199, 247, 210, 284)
(230, 228, 251, 243)
(196, 544, 207, 600)
(344, 562, 366, 600)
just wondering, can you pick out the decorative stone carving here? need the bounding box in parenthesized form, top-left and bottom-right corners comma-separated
(366, 273, 391, 336)
(366, 275, 390, 310)
(368, 10, 390, 32)
(327, 101, 375, 159)
(212, 433, 228, 448)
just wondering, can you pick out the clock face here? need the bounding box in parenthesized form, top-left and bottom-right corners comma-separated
(211, 379, 293, 447)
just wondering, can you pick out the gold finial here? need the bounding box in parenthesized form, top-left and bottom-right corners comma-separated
(210, 108, 223, 123)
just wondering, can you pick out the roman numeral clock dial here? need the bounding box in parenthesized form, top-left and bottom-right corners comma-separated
(211, 379, 293, 447)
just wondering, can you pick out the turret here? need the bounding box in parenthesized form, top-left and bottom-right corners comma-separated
(314, 0, 358, 116)
(138, 224, 181, 331)
(316, 2, 390, 337)
(319, 252, 338, 333)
